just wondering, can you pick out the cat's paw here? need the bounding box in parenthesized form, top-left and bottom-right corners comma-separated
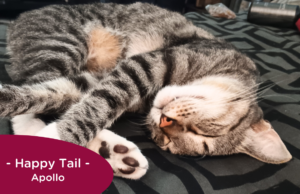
(12, 114, 46, 135)
(87, 129, 148, 180)
(35, 122, 61, 140)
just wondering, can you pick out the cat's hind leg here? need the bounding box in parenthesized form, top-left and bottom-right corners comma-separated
(87, 129, 148, 180)
(0, 73, 98, 117)
(0, 79, 79, 117)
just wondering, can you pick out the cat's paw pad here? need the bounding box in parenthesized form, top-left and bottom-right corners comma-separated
(88, 129, 148, 180)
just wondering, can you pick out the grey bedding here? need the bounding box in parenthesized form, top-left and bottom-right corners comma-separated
(0, 12, 300, 194)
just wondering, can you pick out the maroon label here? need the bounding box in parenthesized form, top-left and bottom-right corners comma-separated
(0, 135, 113, 193)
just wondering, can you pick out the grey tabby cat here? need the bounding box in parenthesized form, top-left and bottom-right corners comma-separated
(1, 2, 291, 179)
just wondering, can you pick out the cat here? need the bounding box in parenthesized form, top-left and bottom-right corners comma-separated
(0, 2, 291, 180)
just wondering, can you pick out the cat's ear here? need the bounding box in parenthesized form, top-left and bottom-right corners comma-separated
(238, 119, 292, 164)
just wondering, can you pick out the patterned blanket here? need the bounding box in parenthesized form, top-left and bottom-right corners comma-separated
(0, 12, 299, 194)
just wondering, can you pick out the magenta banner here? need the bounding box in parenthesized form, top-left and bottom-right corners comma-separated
(0, 135, 113, 193)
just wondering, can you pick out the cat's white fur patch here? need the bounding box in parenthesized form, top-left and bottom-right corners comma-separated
(88, 129, 148, 180)
(154, 76, 241, 108)
(154, 84, 229, 119)
(149, 108, 162, 126)
(35, 122, 61, 140)
(153, 76, 249, 121)
(12, 114, 46, 136)
(127, 32, 164, 57)
(0, 84, 2, 89)
(44, 78, 81, 97)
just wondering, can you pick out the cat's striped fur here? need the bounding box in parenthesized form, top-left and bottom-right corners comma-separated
(1, 2, 292, 179)
(7, 3, 212, 84)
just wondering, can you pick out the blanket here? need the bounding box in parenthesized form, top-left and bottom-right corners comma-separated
(0, 12, 299, 194)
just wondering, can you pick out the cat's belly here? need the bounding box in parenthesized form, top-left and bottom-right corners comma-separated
(86, 28, 122, 72)
(85, 25, 165, 73)
(126, 32, 164, 58)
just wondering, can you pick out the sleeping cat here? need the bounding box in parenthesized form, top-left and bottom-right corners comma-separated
(1, 2, 291, 180)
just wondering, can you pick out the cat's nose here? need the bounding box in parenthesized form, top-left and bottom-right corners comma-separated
(159, 114, 174, 128)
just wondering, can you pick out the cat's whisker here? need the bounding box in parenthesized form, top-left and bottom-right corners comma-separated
(125, 117, 150, 126)
(258, 94, 300, 102)
(204, 81, 280, 106)
(202, 91, 257, 106)
(260, 73, 291, 83)
(207, 86, 259, 104)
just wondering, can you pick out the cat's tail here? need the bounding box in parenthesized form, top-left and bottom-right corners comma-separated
(0, 72, 99, 117)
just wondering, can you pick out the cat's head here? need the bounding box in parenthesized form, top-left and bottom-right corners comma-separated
(147, 76, 292, 164)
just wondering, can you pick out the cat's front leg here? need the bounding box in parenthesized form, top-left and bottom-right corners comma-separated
(35, 50, 179, 179)
(0, 73, 100, 117)
(0, 78, 81, 117)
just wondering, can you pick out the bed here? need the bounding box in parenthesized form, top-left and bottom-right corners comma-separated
(0, 11, 299, 194)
